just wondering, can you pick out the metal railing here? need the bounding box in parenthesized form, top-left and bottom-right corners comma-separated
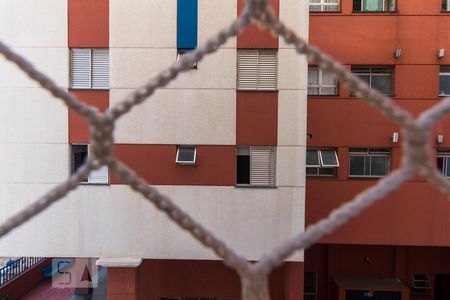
(0, 257, 45, 285)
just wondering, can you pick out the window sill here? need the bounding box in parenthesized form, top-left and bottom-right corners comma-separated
(237, 89, 279, 92)
(80, 182, 110, 186)
(351, 10, 398, 14)
(308, 94, 340, 97)
(439, 94, 450, 97)
(348, 175, 386, 179)
(306, 175, 336, 178)
(235, 185, 277, 189)
(309, 10, 342, 14)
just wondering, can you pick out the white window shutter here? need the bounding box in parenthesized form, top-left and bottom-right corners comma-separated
(92, 49, 109, 89)
(257, 50, 277, 90)
(71, 49, 91, 89)
(88, 165, 109, 184)
(237, 50, 258, 90)
(250, 146, 276, 186)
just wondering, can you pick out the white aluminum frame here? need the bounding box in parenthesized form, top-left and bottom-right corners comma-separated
(175, 145, 197, 165)
(308, 67, 338, 95)
(439, 67, 450, 96)
(309, 0, 340, 12)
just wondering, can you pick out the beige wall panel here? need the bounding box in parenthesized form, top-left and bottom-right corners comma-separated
(0, 0, 67, 47)
(0, 88, 67, 143)
(0, 185, 304, 261)
(110, 0, 176, 48)
(112, 89, 236, 145)
(277, 145, 306, 188)
(279, 0, 309, 49)
(277, 90, 307, 147)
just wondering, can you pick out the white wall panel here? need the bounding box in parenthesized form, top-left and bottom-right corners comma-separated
(0, 0, 67, 47)
(110, 0, 176, 48)
(0, 185, 304, 261)
(277, 145, 306, 188)
(0, 89, 67, 143)
(279, 0, 309, 49)
(0, 48, 68, 88)
(277, 90, 307, 146)
(198, 0, 236, 49)
(0, 144, 68, 184)
(112, 89, 236, 145)
(111, 48, 236, 89)
(278, 49, 308, 90)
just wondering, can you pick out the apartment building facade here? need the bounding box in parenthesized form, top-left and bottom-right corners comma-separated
(306, 0, 450, 299)
(0, 0, 308, 299)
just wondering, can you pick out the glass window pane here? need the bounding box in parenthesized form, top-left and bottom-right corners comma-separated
(307, 149, 320, 166)
(177, 147, 196, 162)
(318, 168, 336, 176)
(237, 155, 250, 184)
(363, 0, 383, 11)
(357, 75, 370, 85)
(349, 156, 365, 175)
(308, 87, 320, 95)
(322, 70, 336, 85)
(308, 68, 320, 85)
(445, 158, 450, 177)
(321, 87, 337, 95)
(371, 156, 388, 176)
(437, 157, 444, 173)
(439, 76, 450, 95)
(372, 75, 392, 94)
(306, 167, 319, 175)
(320, 150, 338, 166)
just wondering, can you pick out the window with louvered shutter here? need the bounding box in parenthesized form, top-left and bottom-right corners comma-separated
(71, 144, 109, 184)
(237, 50, 277, 91)
(71, 48, 109, 89)
(237, 146, 276, 187)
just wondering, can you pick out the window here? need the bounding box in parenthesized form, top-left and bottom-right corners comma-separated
(309, 0, 339, 12)
(236, 146, 276, 187)
(353, 0, 396, 12)
(304, 272, 318, 300)
(176, 146, 197, 165)
(177, 0, 198, 50)
(237, 50, 278, 91)
(411, 274, 432, 296)
(70, 48, 109, 89)
(308, 67, 338, 95)
(439, 67, 450, 96)
(306, 148, 339, 176)
(443, 0, 450, 11)
(71, 145, 109, 184)
(436, 150, 450, 176)
(177, 50, 197, 69)
(349, 148, 390, 177)
(352, 67, 393, 95)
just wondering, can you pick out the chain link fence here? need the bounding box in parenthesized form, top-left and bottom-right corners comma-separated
(0, 0, 449, 299)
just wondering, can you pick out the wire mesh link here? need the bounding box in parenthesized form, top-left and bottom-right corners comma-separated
(0, 0, 450, 299)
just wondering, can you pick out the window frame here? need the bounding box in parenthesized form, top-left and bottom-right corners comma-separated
(439, 67, 450, 96)
(351, 66, 394, 96)
(411, 274, 432, 296)
(306, 148, 339, 177)
(70, 48, 109, 90)
(436, 150, 450, 177)
(70, 144, 109, 185)
(353, 0, 397, 12)
(443, 0, 450, 12)
(309, 0, 340, 12)
(236, 146, 276, 188)
(348, 148, 391, 178)
(308, 67, 339, 96)
(237, 49, 278, 91)
(175, 145, 197, 165)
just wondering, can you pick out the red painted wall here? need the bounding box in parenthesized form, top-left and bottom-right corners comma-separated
(113, 144, 236, 186)
(69, 90, 109, 143)
(237, 92, 278, 145)
(307, 0, 450, 246)
(117, 260, 304, 300)
(305, 244, 450, 300)
(237, 0, 279, 48)
(68, 0, 109, 47)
